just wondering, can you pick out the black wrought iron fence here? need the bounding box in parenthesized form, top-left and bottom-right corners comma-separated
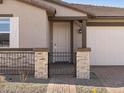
(48, 52, 76, 77)
(49, 52, 75, 63)
(0, 50, 35, 75)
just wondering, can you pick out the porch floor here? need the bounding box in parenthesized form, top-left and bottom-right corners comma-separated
(49, 63, 75, 78)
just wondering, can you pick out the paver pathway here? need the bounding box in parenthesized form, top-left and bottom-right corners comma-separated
(47, 78, 76, 93)
(91, 66, 124, 93)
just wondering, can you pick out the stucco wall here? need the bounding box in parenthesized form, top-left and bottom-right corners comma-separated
(42, 1, 87, 17)
(0, 0, 49, 48)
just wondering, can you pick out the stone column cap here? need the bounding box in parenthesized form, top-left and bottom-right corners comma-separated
(33, 48, 48, 52)
(77, 48, 91, 52)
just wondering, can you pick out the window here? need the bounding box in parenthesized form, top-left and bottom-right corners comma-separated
(0, 17, 19, 48)
(0, 18, 10, 47)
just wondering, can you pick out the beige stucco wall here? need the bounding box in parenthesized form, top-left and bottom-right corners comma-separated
(42, 1, 87, 17)
(0, 0, 49, 48)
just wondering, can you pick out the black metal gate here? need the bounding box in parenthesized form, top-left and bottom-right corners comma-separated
(49, 52, 74, 63)
(48, 52, 76, 78)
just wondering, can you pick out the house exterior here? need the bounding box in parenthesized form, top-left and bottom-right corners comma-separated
(0, 0, 124, 79)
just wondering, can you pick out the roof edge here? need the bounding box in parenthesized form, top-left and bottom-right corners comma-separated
(91, 16, 124, 19)
(17, 0, 56, 16)
(45, 0, 94, 17)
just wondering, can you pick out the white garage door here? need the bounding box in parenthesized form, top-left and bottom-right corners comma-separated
(87, 27, 124, 65)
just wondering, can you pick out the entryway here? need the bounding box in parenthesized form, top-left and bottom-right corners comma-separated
(49, 22, 76, 78)
(48, 63, 75, 78)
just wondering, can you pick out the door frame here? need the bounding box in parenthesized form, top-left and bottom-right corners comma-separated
(48, 20, 76, 77)
(49, 20, 74, 62)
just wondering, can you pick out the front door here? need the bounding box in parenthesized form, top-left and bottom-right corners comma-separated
(49, 22, 76, 77)
(52, 22, 71, 63)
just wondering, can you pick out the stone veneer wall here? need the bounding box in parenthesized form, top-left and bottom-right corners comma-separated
(76, 48, 91, 79)
(34, 48, 48, 79)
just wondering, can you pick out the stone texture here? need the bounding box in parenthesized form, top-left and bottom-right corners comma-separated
(0, 51, 34, 67)
(76, 51, 90, 79)
(35, 51, 48, 79)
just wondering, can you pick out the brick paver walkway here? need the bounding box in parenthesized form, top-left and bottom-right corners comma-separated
(91, 66, 124, 93)
(47, 78, 76, 93)
(46, 67, 124, 93)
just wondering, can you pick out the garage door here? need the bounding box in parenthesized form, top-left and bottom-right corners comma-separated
(87, 27, 124, 65)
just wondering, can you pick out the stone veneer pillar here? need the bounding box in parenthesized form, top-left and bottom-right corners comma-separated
(34, 48, 48, 79)
(76, 48, 91, 79)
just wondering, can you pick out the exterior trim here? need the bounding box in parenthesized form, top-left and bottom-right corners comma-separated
(10, 17, 19, 48)
(49, 21, 53, 53)
(0, 48, 33, 51)
(0, 48, 48, 52)
(87, 22, 124, 26)
(77, 48, 91, 52)
(70, 21, 74, 62)
(33, 48, 48, 52)
(94, 16, 124, 19)
(0, 0, 3, 4)
(91, 65, 124, 67)
(17, 0, 56, 16)
(70, 21, 73, 53)
(48, 21, 53, 78)
(82, 20, 87, 48)
(49, 16, 88, 21)
(45, 0, 93, 16)
(0, 14, 13, 17)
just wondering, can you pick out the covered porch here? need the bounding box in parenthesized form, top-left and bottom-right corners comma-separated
(48, 16, 89, 78)
(0, 16, 91, 79)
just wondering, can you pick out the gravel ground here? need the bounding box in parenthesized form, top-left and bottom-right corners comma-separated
(77, 86, 107, 93)
(0, 75, 49, 93)
(0, 72, 108, 93)
(76, 72, 108, 93)
(0, 83, 48, 93)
